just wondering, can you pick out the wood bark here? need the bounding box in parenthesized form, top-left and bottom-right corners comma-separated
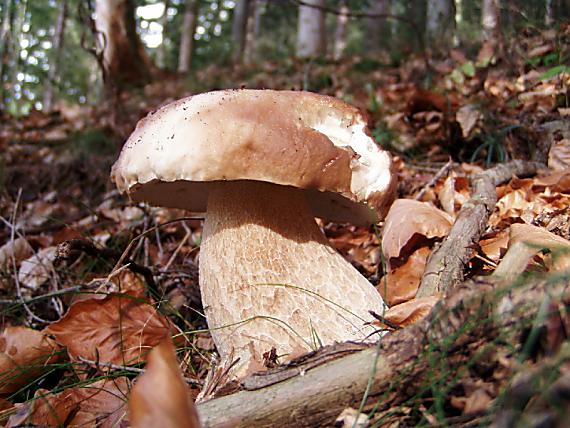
(242, 0, 258, 64)
(178, 0, 199, 73)
(364, 0, 390, 55)
(333, 1, 348, 60)
(296, 0, 326, 58)
(416, 160, 544, 298)
(94, 0, 155, 88)
(481, 0, 500, 42)
(156, 0, 170, 68)
(231, 0, 250, 62)
(425, 0, 455, 51)
(43, 0, 68, 112)
(197, 274, 567, 427)
(0, 0, 12, 109)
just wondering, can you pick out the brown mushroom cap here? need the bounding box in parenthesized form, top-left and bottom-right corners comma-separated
(111, 89, 395, 225)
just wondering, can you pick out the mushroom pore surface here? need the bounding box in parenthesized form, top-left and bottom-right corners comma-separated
(200, 180, 386, 377)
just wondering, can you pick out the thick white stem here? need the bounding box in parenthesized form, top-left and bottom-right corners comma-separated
(200, 181, 386, 377)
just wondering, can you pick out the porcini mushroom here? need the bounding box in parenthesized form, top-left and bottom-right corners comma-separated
(112, 89, 396, 377)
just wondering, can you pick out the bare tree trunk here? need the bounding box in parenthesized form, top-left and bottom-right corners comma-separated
(545, 0, 554, 26)
(333, 1, 348, 60)
(156, 0, 170, 68)
(0, 0, 12, 110)
(425, 0, 456, 52)
(94, 0, 155, 89)
(243, 0, 258, 64)
(481, 0, 500, 42)
(364, 0, 390, 55)
(232, 0, 249, 62)
(43, 0, 67, 112)
(177, 0, 198, 73)
(9, 0, 25, 113)
(296, 0, 326, 58)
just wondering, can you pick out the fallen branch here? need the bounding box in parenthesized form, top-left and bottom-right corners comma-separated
(416, 160, 544, 298)
(196, 272, 568, 427)
(56, 239, 158, 295)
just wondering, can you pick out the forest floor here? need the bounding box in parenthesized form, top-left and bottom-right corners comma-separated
(0, 25, 569, 426)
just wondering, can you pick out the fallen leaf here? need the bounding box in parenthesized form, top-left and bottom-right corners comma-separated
(479, 230, 510, 263)
(456, 104, 481, 139)
(0, 327, 62, 394)
(44, 294, 173, 366)
(0, 238, 33, 270)
(382, 199, 453, 267)
(334, 407, 368, 428)
(548, 139, 570, 171)
(7, 378, 129, 427)
(438, 175, 470, 216)
(17, 247, 58, 293)
(383, 296, 439, 328)
(464, 388, 492, 414)
(509, 223, 570, 271)
(129, 339, 201, 428)
(379, 247, 431, 306)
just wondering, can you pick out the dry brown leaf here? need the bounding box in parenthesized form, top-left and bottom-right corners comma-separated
(17, 247, 58, 293)
(479, 230, 510, 263)
(0, 238, 33, 270)
(438, 175, 470, 216)
(379, 247, 431, 306)
(533, 169, 570, 193)
(383, 296, 439, 328)
(44, 294, 173, 366)
(464, 388, 492, 414)
(0, 327, 62, 394)
(382, 199, 453, 266)
(549, 138, 570, 171)
(456, 104, 481, 139)
(7, 378, 129, 427)
(129, 339, 201, 428)
(112, 270, 147, 299)
(509, 223, 570, 272)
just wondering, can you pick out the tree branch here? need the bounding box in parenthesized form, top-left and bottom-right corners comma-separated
(416, 160, 545, 298)
(196, 273, 566, 427)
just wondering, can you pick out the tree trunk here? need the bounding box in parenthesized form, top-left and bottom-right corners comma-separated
(425, 0, 455, 51)
(156, 0, 170, 68)
(296, 0, 326, 58)
(94, 0, 154, 89)
(545, 0, 554, 26)
(0, 0, 12, 110)
(232, 0, 249, 62)
(333, 1, 348, 60)
(243, 0, 258, 64)
(364, 0, 390, 55)
(196, 275, 567, 427)
(43, 0, 67, 112)
(481, 0, 500, 42)
(177, 0, 198, 73)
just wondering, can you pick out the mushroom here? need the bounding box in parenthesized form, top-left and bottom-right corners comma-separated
(111, 89, 396, 377)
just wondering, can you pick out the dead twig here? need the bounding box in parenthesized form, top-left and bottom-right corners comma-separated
(414, 158, 454, 201)
(57, 238, 159, 296)
(76, 357, 203, 386)
(416, 160, 545, 298)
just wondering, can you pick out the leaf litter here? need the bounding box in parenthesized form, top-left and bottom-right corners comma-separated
(1, 24, 569, 427)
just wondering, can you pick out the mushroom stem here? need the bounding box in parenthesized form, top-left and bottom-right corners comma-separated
(200, 180, 386, 376)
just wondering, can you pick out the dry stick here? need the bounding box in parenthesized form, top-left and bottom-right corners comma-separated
(414, 158, 454, 201)
(196, 275, 564, 427)
(9, 189, 49, 324)
(76, 357, 203, 386)
(416, 160, 544, 298)
(57, 238, 159, 295)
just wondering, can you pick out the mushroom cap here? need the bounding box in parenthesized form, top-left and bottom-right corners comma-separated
(111, 89, 396, 225)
